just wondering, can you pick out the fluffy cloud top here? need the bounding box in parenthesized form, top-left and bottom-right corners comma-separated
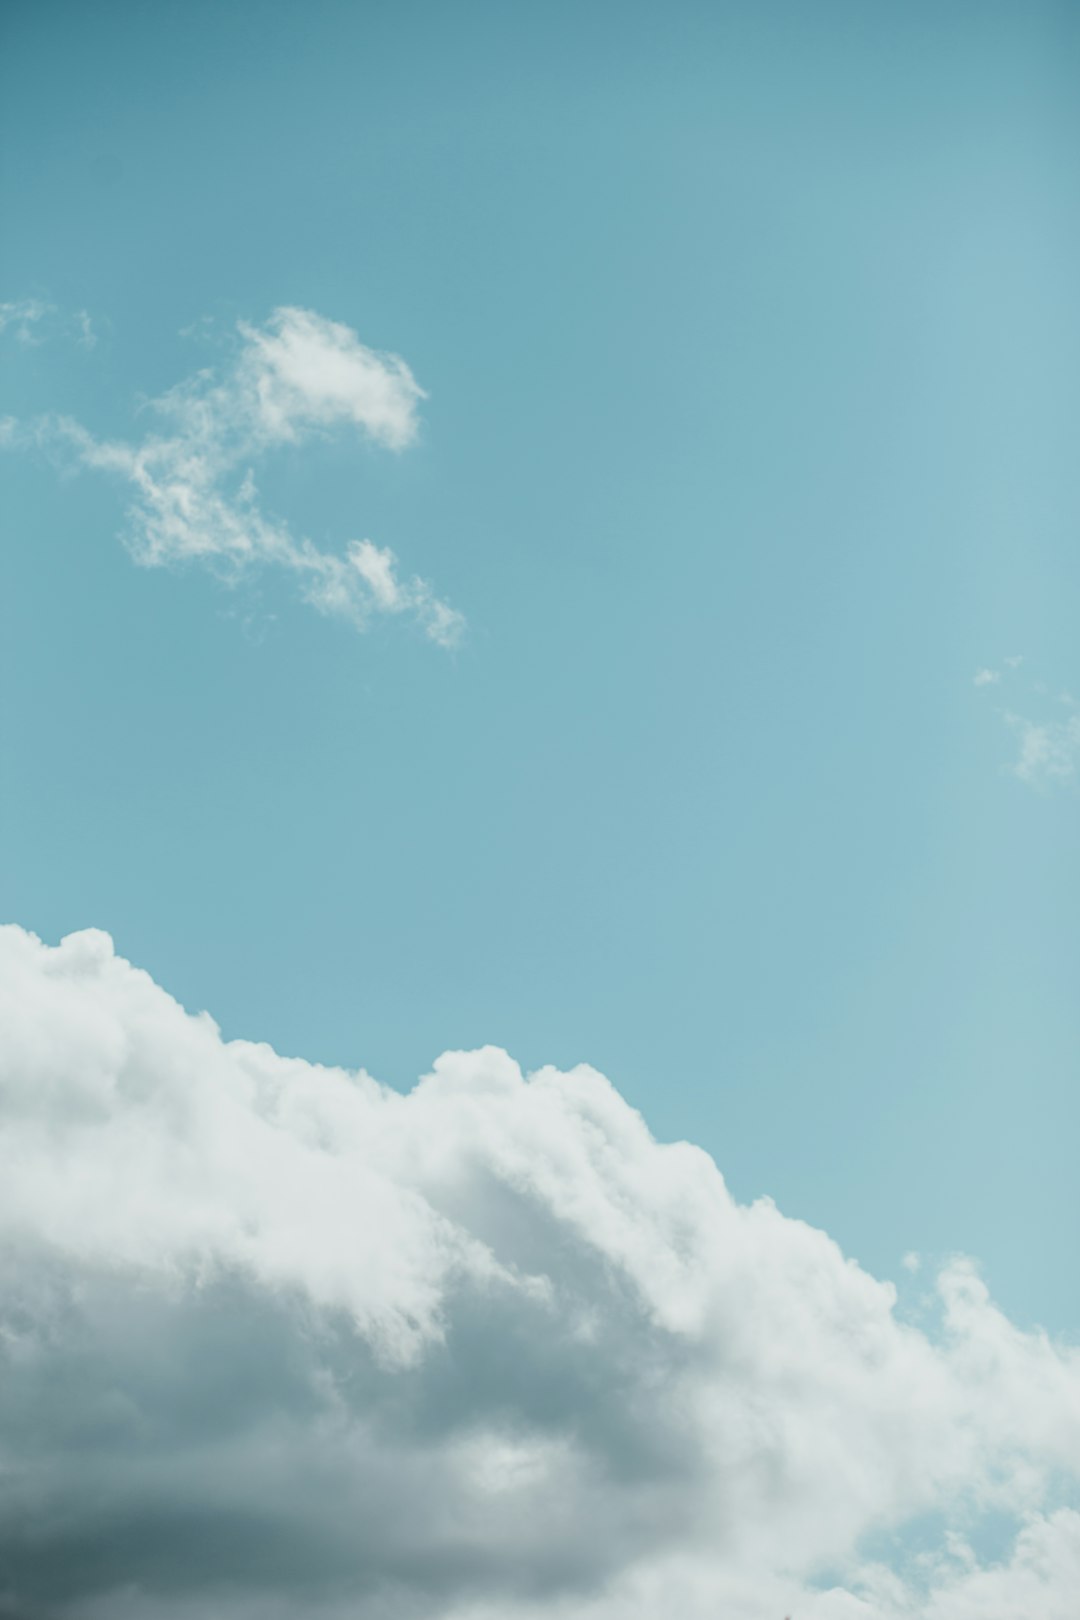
(9, 308, 461, 647)
(235, 307, 423, 452)
(1, 924, 1078, 1620)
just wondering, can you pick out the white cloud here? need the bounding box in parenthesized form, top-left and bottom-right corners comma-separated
(0, 924, 1078, 1619)
(8, 307, 462, 647)
(973, 658, 1080, 790)
(1005, 712, 1080, 787)
(0, 296, 51, 342)
(235, 306, 423, 452)
(1, 296, 47, 335)
(74, 308, 97, 348)
(0, 296, 97, 347)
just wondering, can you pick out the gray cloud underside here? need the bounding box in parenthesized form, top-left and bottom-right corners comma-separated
(0, 926, 1078, 1619)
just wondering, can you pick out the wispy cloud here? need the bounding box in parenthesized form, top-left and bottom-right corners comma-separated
(1006, 710, 1080, 787)
(0, 296, 50, 341)
(0, 296, 96, 347)
(974, 657, 1080, 789)
(1, 923, 1079, 1620)
(7, 307, 463, 647)
(73, 307, 97, 348)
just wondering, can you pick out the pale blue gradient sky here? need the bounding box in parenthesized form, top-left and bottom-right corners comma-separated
(2, 0, 1078, 1328)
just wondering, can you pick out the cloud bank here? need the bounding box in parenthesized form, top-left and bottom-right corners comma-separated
(0, 924, 1078, 1619)
(8, 308, 462, 646)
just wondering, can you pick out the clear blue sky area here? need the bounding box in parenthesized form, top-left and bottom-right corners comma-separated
(2, 0, 1078, 1329)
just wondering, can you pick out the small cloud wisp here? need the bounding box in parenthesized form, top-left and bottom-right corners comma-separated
(0, 296, 96, 347)
(8, 307, 462, 647)
(974, 656, 1080, 790)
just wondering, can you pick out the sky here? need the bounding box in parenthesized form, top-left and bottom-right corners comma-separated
(1, 2, 1079, 1616)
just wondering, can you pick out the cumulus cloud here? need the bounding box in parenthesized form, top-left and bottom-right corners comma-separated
(0, 925, 1078, 1619)
(7, 308, 462, 646)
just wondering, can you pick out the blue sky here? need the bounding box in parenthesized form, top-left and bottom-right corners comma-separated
(3, 0, 1079, 1359)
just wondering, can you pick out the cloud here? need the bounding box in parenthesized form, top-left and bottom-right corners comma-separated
(1, 924, 1078, 1619)
(73, 309, 97, 349)
(973, 658, 1080, 790)
(7, 308, 462, 647)
(1006, 711, 1080, 787)
(0, 297, 96, 347)
(0, 296, 51, 341)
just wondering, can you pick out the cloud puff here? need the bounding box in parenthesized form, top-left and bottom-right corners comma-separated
(0, 924, 1078, 1619)
(9, 308, 461, 647)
